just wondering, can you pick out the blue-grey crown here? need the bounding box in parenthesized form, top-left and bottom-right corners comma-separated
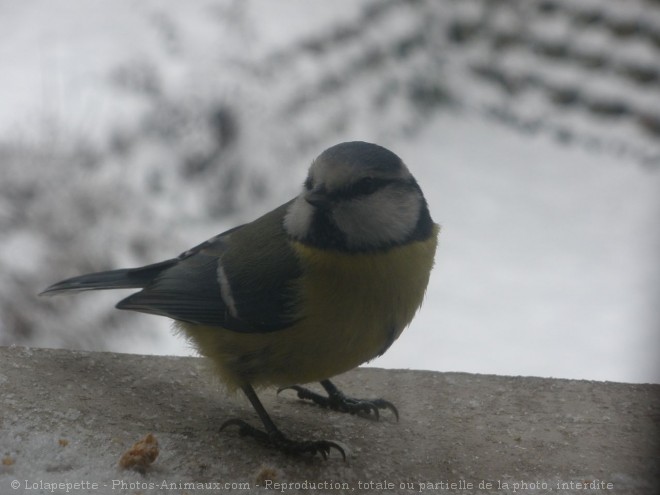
(317, 141, 403, 173)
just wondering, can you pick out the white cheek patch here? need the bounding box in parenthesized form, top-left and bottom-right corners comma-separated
(283, 195, 315, 240)
(332, 187, 422, 249)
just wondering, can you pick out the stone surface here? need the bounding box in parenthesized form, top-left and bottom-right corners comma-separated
(0, 346, 658, 494)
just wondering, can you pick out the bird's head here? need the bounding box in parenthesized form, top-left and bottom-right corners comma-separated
(284, 141, 432, 252)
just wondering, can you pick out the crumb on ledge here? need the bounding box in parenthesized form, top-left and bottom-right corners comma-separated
(255, 465, 279, 485)
(118, 433, 159, 473)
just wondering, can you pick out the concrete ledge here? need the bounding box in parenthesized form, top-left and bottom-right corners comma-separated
(0, 346, 658, 494)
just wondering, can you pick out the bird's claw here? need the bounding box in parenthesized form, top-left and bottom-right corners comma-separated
(220, 418, 346, 461)
(278, 385, 399, 421)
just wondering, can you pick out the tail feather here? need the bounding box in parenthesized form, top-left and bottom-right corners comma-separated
(40, 259, 178, 296)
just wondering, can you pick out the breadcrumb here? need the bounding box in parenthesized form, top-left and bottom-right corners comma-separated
(255, 466, 279, 485)
(118, 433, 159, 473)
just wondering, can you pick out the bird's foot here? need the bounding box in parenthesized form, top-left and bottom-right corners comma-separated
(220, 419, 346, 461)
(279, 384, 399, 421)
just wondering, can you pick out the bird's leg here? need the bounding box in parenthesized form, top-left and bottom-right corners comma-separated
(279, 379, 399, 421)
(220, 384, 345, 461)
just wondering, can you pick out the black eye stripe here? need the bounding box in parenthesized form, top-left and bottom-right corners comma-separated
(329, 177, 403, 200)
(305, 176, 416, 200)
(354, 177, 381, 194)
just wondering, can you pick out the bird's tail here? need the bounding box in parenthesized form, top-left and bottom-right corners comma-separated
(40, 259, 177, 296)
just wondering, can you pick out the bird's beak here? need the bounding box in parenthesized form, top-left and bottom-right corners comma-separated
(305, 188, 331, 209)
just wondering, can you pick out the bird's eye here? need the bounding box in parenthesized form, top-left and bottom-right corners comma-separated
(304, 176, 313, 190)
(354, 177, 381, 195)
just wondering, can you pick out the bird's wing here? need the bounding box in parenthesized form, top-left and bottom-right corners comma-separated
(117, 202, 302, 333)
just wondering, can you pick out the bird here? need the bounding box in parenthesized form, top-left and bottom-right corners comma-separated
(41, 141, 439, 460)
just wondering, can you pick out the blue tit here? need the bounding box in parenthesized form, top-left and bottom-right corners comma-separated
(41, 141, 439, 460)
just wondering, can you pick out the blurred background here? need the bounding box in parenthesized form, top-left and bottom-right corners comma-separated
(1, 0, 658, 383)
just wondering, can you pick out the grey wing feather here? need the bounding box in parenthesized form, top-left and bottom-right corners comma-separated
(116, 252, 232, 327)
(117, 203, 302, 333)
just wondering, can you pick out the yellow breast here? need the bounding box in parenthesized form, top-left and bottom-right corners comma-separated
(180, 225, 438, 391)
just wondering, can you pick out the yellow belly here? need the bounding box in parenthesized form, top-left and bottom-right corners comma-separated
(179, 227, 438, 391)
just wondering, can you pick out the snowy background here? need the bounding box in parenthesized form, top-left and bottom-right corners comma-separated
(1, 0, 659, 384)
